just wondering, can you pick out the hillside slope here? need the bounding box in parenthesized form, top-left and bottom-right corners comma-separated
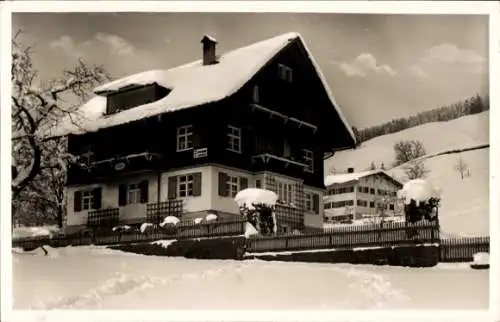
(325, 111, 489, 236)
(388, 148, 489, 236)
(325, 111, 489, 173)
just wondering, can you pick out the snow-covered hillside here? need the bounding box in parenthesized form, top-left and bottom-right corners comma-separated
(325, 111, 489, 173)
(325, 111, 489, 236)
(389, 148, 489, 237)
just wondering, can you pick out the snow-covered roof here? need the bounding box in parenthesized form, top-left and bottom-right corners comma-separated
(324, 170, 380, 186)
(49, 32, 355, 141)
(324, 170, 403, 187)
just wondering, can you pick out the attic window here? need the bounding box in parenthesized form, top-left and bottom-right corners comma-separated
(106, 83, 171, 115)
(278, 64, 293, 82)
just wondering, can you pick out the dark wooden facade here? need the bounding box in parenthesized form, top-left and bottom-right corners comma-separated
(67, 38, 355, 190)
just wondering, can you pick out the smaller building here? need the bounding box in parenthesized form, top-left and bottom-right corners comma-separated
(323, 169, 403, 223)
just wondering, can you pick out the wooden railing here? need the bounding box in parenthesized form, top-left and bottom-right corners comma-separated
(146, 200, 184, 224)
(87, 208, 120, 230)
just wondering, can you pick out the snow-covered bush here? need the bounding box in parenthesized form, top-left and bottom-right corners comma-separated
(235, 188, 278, 237)
(193, 218, 203, 224)
(205, 213, 218, 222)
(398, 179, 441, 224)
(140, 223, 155, 234)
(159, 216, 180, 228)
(112, 225, 131, 233)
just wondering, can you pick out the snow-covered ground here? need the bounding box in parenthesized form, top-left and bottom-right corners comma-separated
(13, 246, 488, 310)
(325, 111, 489, 237)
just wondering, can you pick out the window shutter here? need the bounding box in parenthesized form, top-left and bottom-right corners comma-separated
(239, 177, 248, 190)
(193, 172, 202, 196)
(92, 187, 102, 210)
(312, 193, 320, 214)
(74, 191, 82, 212)
(139, 180, 149, 204)
(218, 172, 229, 197)
(118, 184, 127, 206)
(168, 176, 178, 199)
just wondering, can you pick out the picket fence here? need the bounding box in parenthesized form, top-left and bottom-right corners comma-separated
(11, 220, 489, 263)
(439, 236, 490, 262)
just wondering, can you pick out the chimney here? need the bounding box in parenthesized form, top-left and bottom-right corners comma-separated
(347, 167, 354, 173)
(201, 35, 218, 66)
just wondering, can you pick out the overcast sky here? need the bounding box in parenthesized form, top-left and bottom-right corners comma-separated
(12, 12, 489, 128)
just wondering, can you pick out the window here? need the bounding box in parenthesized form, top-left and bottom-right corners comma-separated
(324, 202, 331, 210)
(370, 201, 375, 208)
(74, 188, 101, 212)
(357, 200, 368, 207)
(358, 186, 363, 193)
(81, 190, 94, 210)
(255, 179, 262, 188)
(79, 147, 95, 167)
(277, 182, 294, 204)
(302, 149, 314, 173)
(177, 125, 193, 151)
(331, 200, 354, 208)
(178, 174, 194, 197)
(363, 187, 369, 193)
(119, 181, 148, 206)
(370, 188, 375, 194)
(278, 63, 293, 82)
(218, 172, 248, 197)
(226, 176, 239, 198)
(305, 192, 313, 212)
(227, 125, 242, 153)
(331, 186, 354, 194)
(168, 173, 201, 199)
(127, 183, 141, 204)
(389, 204, 395, 210)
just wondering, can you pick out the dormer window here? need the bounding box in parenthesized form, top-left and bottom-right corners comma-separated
(106, 83, 171, 115)
(278, 64, 293, 82)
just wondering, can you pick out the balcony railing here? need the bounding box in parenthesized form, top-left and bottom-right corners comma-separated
(250, 103, 318, 133)
(87, 208, 120, 230)
(146, 200, 184, 225)
(252, 153, 308, 169)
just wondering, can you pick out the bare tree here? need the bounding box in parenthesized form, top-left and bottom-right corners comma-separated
(11, 30, 110, 226)
(403, 159, 430, 180)
(367, 161, 377, 171)
(393, 140, 426, 167)
(454, 157, 469, 180)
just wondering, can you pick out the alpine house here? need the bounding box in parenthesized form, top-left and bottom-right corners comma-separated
(57, 32, 356, 234)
